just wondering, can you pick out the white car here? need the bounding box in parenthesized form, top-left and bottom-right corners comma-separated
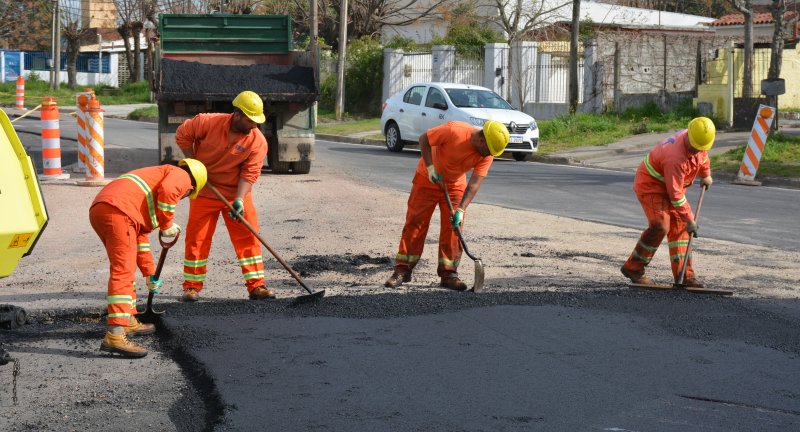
(380, 82, 539, 161)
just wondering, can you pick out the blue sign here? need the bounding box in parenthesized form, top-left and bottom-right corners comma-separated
(4, 51, 22, 82)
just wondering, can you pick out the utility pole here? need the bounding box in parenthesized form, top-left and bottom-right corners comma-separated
(49, 0, 57, 88)
(310, 0, 318, 126)
(54, 0, 61, 90)
(335, 0, 348, 120)
(568, 0, 580, 114)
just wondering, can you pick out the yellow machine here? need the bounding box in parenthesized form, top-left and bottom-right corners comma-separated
(0, 109, 48, 278)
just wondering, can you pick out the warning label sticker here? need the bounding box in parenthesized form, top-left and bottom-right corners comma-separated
(8, 233, 33, 249)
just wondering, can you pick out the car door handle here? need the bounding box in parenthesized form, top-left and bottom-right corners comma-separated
(399, 109, 404, 112)
(421, 113, 427, 116)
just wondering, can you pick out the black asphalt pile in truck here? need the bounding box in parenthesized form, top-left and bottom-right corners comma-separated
(154, 14, 319, 174)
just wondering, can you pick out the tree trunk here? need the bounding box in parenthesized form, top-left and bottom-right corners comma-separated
(118, 23, 135, 85)
(767, 0, 786, 129)
(132, 23, 143, 82)
(742, 8, 753, 98)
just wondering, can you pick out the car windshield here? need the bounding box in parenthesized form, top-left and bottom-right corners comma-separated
(445, 89, 513, 110)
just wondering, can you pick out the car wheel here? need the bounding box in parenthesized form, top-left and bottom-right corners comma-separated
(512, 152, 530, 162)
(291, 161, 311, 174)
(385, 122, 405, 152)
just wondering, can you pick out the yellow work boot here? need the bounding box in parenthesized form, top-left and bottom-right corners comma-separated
(682, 278, 705, 288)
(182, 288, 200, 302)
(440, 276, 468, 291)
(384, 271, 411, 288)
(125, 316, 155, 337)
(621, 266, 654, 286)
(100, 332, 148, 358)
(249, 285, 276, 300)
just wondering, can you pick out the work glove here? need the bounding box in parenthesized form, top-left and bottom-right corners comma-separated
(450, 208, 464, 230)
(686, 220, 699, 238)
(426, 164, 442, 184)
(161, 223, 181, 237)
(228, 197, 245, 221)
(701, 176, 713, 189)
(146, 275, 163, 294)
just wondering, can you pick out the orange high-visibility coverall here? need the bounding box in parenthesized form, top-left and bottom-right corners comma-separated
(393, 121, 493, 278)
(622, 129, 711, 282)
(176, 113, 268, 293)
(89, 165, 193, 326)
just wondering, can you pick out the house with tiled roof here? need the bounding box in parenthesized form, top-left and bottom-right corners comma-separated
(707, 6, 800, 43)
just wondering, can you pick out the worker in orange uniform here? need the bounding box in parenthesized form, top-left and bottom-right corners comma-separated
(176, 90, 272, 302)
(621, 117, 715, 287)
(384, 120, 510, 291)
(90, 159, 207, 358)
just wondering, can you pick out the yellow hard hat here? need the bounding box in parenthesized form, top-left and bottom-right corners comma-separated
(483, 120, 510, 157)
(232, 90, 266, 124)
(687, 117, 715, 151)
(178, 158, 207, 199)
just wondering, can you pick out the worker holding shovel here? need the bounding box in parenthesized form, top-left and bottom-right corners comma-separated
(89, 159, 207, 358)
(384, 120, 509, 291)
(176, 90, 272, 302)
(621, 117, 715, 288)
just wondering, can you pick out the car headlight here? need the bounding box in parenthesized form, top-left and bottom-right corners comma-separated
(529, 120, 538, 130)
(470, 117, 487, 126)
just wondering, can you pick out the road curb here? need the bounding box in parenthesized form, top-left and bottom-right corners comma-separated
(316, 133, 385, 147)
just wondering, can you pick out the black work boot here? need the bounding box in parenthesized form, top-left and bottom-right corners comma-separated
(682, 278, 705, 288)
(384, 271, 412, 288)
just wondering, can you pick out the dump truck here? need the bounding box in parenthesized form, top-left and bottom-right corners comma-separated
(153, 14, 318, 174)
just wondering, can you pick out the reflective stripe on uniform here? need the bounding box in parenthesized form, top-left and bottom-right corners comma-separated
(670, 252, 686, 261)
(184, 258, 208, 268)
(119, 174, 158, 229)
(137, 243, 151, 252)
(238, 256, 262, 266)
(243, 270, 265, 280)
(157, 201, 177, 212)
(671, 196, 687, 208)
(438, 257, 460, 266)
(643, 154, 665, 182)
(183, 272, 206, 282)
(395, 253, 420, 263)
(632, 250, 653, 263)
(108, 312, 131, 319)
(637, 240, 658, 252)
(107, 294, 133, 305)
(668, 239, 689, 248)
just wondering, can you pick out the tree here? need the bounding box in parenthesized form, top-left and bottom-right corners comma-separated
(766, 0, 786, 124)
(729, 0, 754, 98)
(61, 10, 89, 89)
(489, 0, 570, 106)
(0, 0, 53, 51)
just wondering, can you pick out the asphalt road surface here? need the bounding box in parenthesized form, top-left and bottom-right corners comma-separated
(315, 139, 800, 251)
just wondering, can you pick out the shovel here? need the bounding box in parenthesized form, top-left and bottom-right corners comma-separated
(138, 230, 180, 323)
(206, 183, 325, 306)
(437, 181, 485, 292)
(673, 185, 732, 296)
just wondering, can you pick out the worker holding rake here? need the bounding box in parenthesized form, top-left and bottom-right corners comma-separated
(621, 117, 715, 288)
(90, 159, 207, 358)
(176, 90, 273, 302)
(384, 120, 509, 291)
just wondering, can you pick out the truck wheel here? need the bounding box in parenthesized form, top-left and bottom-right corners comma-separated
(512, 152, 530, 161)
(385, 122, 405, 152)
(268, 139, 291, 174)
(291, 161, 311, 174)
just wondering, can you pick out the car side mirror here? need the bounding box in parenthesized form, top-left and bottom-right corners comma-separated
(433, 102, 447, 110)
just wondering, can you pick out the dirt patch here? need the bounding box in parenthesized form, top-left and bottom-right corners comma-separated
(292, 254, 392, 277)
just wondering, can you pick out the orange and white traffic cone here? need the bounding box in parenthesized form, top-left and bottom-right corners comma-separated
(78, 96, 110, 186)
(734, 105, 775, 187)
(15, 76, 25, 109)
(75, 89, 93, 174)
(38, 97, 70, 180)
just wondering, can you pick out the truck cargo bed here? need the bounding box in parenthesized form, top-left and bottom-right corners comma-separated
(157, 59, 317, 102)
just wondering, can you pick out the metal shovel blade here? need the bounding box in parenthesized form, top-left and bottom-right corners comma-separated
(288, 289, 326, 308)
(471, 259, 485, 292)
(138, 291, 166, 324)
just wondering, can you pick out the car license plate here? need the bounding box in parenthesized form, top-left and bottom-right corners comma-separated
(509, 135, 524, 143)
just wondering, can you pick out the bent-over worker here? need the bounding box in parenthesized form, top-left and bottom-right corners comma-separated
(176, 90, 272, 302)
(621, 117, 715, 288)
(90, 159, 207, 358)
(384, 120, 510, 291)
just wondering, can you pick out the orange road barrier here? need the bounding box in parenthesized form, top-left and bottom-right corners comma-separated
(737, 105, 775, 184)
(75, 89, 94, 174)
(85, 96, 105, 180)
(15, 76, 24, 109)
(38, 97, 70, 180)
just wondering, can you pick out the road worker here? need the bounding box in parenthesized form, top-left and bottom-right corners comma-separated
(90, 159, 207, 358)
(176, 90, 272, 302)
(384, 120, 510, 291)
(621, 117, 715, 287)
